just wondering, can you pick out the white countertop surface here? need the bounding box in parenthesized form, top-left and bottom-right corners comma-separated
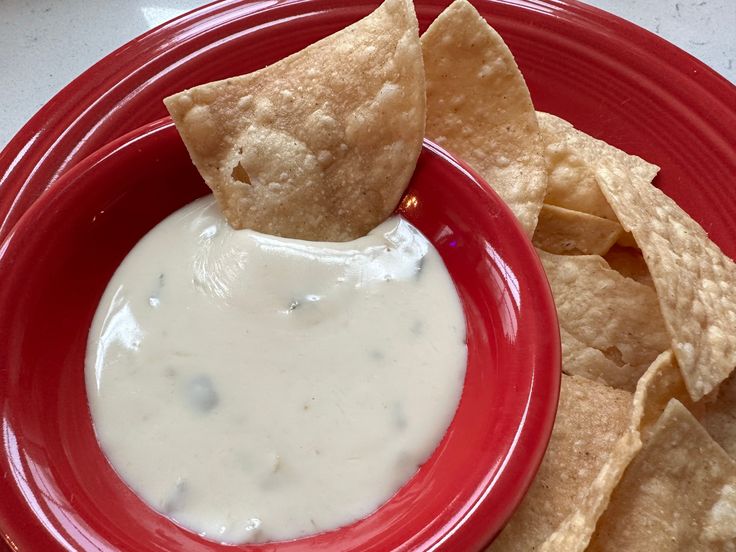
(1, 0, 733, 150)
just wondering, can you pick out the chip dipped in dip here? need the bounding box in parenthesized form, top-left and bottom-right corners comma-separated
(86, 197, 467, 543)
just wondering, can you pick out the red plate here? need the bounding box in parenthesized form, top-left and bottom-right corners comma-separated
(0, 120, 560, 550)
(0, 0, 735, 549)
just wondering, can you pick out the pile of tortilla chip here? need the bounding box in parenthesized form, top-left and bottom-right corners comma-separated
(165, 0, 736, 549)
(422, 3, 736, 550)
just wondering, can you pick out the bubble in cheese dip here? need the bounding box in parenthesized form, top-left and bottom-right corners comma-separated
(86, 196, 467, 544)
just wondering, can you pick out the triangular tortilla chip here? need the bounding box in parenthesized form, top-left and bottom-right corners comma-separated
(533, 204, 622, 255)
(165, 0, 425, 241)
(421, 0, 546, 236)
(596, 163, 736, 400)
(488, 375, 632, 551)
(538, 250, 670, 390)
(537, 112, 659, 226)
(588, 400, 736, 551)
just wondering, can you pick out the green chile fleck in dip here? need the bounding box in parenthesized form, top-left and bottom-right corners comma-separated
(86, 196, 467, 544)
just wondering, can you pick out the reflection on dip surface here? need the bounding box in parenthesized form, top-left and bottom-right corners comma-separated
(86, 196, 467, 543)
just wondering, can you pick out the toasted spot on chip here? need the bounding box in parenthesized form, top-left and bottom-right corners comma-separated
(539, 250, 670, 390)
(603, 245, 654, 288)
(596, 163, 736, 400)
(537, 112, 659, 228)
(421, 0, 546, 236)
(165, 0, 425, 241)
(533, 204, 623, 255)
(489, 375, 632, 551)
(588, 400, 736, 551)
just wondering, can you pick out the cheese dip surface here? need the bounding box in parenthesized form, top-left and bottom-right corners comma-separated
(86, 196, 467, 544)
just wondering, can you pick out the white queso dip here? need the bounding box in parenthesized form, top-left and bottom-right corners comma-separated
(86, 196, 467, 543)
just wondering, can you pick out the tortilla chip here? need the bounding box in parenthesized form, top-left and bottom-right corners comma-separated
(603, 245, 653, 288)
(165, 0, 425, 241)
(421, 0, 546, 236)
(588, 400, 736, 551)
(488, 375, 632, 552)
(705, 371, 736, 459)
(538, 352, 704, 552)
(537, 112, 659, 223)
(539, 430, 641, 552)
(539, 250, 670, 390)
(596, 163, 736, 400)
(560, 327, 626, 387)
(533, 204, 622, 255)
(632, 350, 704, 439)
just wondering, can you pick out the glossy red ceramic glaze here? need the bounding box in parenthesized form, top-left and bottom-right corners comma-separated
(0, 120, 560, 551)
(1, 0, 735, 259)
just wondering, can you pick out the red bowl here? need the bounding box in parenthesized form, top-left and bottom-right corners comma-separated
(0, 119, 560, 551)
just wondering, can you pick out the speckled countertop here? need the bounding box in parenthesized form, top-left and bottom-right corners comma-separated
(0, 0, 733, 149)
